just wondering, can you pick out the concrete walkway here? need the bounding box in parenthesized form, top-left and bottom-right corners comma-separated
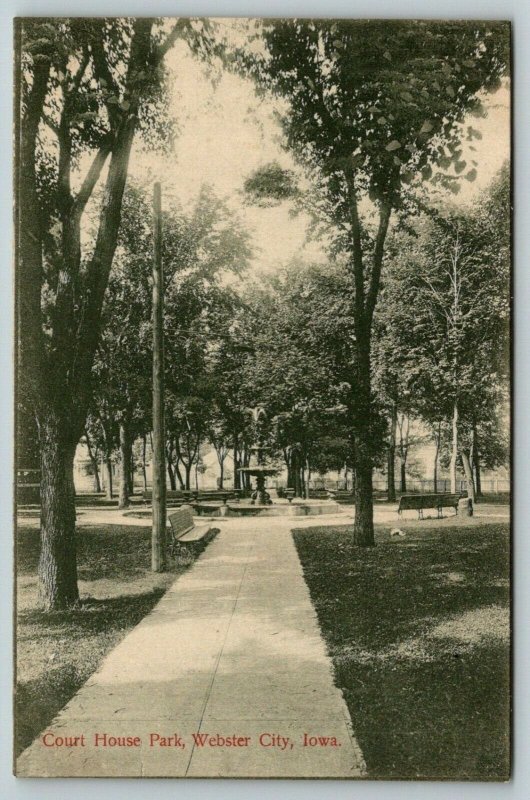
(17, 516, 365, 778)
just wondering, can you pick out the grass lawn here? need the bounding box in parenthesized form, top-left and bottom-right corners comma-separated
(15, 522, 187, 757)
(293, 517, 510, 780)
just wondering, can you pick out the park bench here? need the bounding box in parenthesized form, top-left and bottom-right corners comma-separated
(190, 490, 237, 504)
(167, 505, 216, 557)
(143, 489, 192, 506)
(327, 489, 355, 504)
(397, 493, 462, 519)
(144, 489, 241, 506)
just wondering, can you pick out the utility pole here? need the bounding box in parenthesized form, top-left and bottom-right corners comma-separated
(152, 182, 166, 571)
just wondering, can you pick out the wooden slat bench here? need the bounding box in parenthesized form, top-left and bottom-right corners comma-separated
(189, 490, 242, 504)
(167, 505, 216, 557)
(144, 489, 241, 506)
(327, 489, 355, 504)
(398, 493, 462, 519)
(144, 489, 192, 506)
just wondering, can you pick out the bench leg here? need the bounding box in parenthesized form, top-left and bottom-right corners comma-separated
(175, 542, 194, 564)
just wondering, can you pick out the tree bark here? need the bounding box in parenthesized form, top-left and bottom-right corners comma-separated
(141, 433, 148, 493)
(233, 437, 240, 489)
(433, 422, 441, 494)
(84, 429, 101, 492)
(105, 457, 113, 500)
(387, 401, 397, 502)
(38, 410, 79, 610)
(461, 449, 476, 504)
(450, 400, 458, 494)
(174, 460, 185, 491)
(99, 418, 114, 499)
(397, 413, 409, 493)
(400, 461, 407, 493)
(167, 459, 176, 491)
(472, 425, 482, 497)
(242, 446, 251, 490)
(128, 446, 135, 496)
(118, 422, 131, 509)
(353, 331, 375, 546)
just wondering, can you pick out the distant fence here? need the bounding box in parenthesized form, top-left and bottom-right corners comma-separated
(372, 478, 510, 495)
(271, 477, 510, 495)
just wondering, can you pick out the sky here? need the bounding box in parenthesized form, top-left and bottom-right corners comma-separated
(125, 22, 511, 277)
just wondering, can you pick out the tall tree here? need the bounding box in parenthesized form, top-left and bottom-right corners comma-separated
(375, 174, 509, 502)
(243, 19, 508, 544)
(17, 17, 217, 608)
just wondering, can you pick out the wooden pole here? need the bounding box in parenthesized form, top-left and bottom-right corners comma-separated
(152, 182, 166, 571)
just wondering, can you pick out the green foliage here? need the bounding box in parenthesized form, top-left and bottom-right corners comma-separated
(89, 179, 252, 474)
(243, 161, 299, 206)
(374, 163, 510, 467)
(254, 20, 508, 210)
(235, 261, 388, 472)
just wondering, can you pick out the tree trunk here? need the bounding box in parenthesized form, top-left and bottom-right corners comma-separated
(461, 449, 476, 504)
(174, 460, 185, 491)
(353, 333, 374, 546)
(450, 400, 458, 494)
(292, 450, 302, 497)
(128, 445, 135, 495)
(105, 456, 113, 500)
(84, 429, 101, 493)
(118, 422, 131, 509)
(433, 423, 441, 494)
(141, 434, 148, 493)
(284, 449, 293, 489)
(472, 426, 482, 497)
(219, 459, 224, 490)
(474, 452, 482, 497)
(233, 438, 240, 489)
(242, 446, 251, 490)
(400, 460, 407, 493)
(397, 413, 409, 493)
(38, 410, 79, 610)
(167, 459, 176, 491)
(387, 401, 397, 502)
(184, 463, 191, 491)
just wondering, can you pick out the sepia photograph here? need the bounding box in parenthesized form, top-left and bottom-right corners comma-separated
(14, 16, 511, 779)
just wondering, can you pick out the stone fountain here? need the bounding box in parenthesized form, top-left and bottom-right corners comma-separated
(123, 404, 343, 520)
(238, 406, 278, 505)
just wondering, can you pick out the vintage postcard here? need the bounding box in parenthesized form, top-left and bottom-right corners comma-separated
(14, 17, 511, 778)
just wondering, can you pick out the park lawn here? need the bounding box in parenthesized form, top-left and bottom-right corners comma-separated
(15, 523, 184, 757)
(293, 518, 510, 780)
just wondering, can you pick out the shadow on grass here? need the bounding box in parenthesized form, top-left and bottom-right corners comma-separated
(18, 589, 168, 637)
(17, 525, 156, 580)
(15, 522, 193, 757)
(293, 522, 510, 780)
(15, 588, 169, 756)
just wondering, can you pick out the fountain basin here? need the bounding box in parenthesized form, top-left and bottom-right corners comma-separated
(124, 502, 341, 519)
